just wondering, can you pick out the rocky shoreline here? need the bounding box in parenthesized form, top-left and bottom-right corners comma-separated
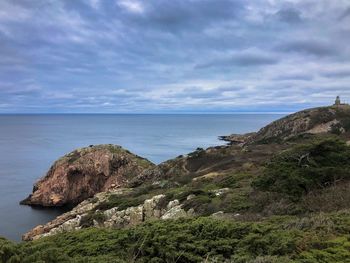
(21, 105, 350, 241)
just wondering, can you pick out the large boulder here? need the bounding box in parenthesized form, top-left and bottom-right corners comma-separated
(20, 144, 155, 207)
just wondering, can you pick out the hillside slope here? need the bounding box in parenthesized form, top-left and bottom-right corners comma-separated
(2, 105, 350, 262)
(222, 105, 350, 145)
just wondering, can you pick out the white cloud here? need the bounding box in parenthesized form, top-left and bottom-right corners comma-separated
(89, 0, 100, 10)
(1, 0, 350, 112)
(117, 0, 144, 13)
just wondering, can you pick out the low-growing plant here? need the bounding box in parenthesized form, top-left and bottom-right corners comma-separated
(252, 138, 350, 200)
(1, 213, 350, 262)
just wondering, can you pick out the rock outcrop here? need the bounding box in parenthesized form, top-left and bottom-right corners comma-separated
(22, 189, 118, 241)
(219, 133, 256, 146)
(20, 145, 155, 207)
(222, 105, 350, 145)
(23, 191, 194, 241)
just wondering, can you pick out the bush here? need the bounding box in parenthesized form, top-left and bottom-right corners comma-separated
(0, 238, 20, 263)
(302, 181, 350, 213)
(252, 138, 350, 199)
(1, 212, 350, 262)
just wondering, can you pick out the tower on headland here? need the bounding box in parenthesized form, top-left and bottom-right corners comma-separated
(335, 96, 341, 106)
(334, 96, 349, 106)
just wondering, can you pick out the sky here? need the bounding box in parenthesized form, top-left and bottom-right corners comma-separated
(0, 0, 350, 113)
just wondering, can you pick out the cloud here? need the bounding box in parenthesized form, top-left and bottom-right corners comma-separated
(122, 0, 245, 33)
(89, 0, 100, 10)
(117, 0, 144, 13)
(277, 40, 337, 57)
(321, 68, 350, 78)
(275, 8, 302, 24)
(339, 7, 350, 20)
(196, 50, 279, 69)
(0, 0, 349, 113)
(273, 73, 313, 81)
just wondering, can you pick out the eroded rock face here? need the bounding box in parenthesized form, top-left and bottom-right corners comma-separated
(20, 145, 154, 207)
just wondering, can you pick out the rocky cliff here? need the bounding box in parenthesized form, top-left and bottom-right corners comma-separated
(22, 142, 284, 240)
(7, 104, 350, 262)
(221, 105, 350, 145)
(20, 144, 155, 207)
(21, 104, 350, 242)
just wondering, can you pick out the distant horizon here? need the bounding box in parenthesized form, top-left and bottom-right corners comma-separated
(0, 101, 340, 115)
(0, 111, 290, 115)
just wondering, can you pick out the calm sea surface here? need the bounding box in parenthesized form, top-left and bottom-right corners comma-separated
(0, 114, 282, 241)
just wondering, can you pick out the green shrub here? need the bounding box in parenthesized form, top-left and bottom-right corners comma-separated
(0, 238, 20, 263)
(1, 212, 350, 262)
(252, 138, 350, 199)
(340, 117, 350, 131)
(330, 123, 343, 135)
(297, 236, 350, 263)
(182, 192, 216, 215)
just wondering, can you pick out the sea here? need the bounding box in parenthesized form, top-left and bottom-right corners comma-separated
(0, 114, 282, 241)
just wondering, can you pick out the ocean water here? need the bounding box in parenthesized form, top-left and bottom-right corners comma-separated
(0, 114, 282, 241)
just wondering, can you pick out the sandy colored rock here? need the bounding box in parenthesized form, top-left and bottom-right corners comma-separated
(167, 200, 180, 210)
(161, 205, 188, 220)
(127, 205, 144, 225)
(143, 194, 165, 219)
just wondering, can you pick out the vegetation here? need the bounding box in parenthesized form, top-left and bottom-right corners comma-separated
(2, 212, 350, 263)
(3, 114, 350, 262)
(334, 107, 350, 132)
(252, 138, 350, 200)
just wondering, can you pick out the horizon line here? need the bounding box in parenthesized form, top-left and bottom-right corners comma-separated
(0, 112, 291, 115)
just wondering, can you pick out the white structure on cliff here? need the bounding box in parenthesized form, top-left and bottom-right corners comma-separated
(334, 96, 348, 106)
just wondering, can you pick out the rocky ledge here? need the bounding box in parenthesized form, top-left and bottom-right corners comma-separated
(23, 189, 195, 241)
(20, 144, 155, 207)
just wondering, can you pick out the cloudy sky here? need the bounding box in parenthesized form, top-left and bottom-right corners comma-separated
(1, 0, 350, 113)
